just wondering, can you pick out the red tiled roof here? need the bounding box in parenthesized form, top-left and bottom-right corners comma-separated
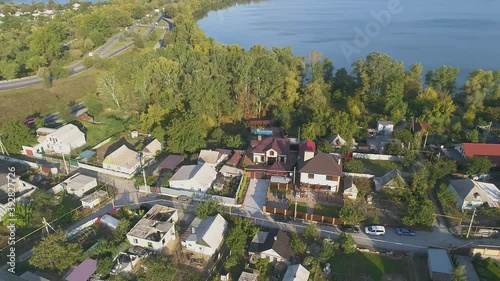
(227, 150, 243, 167)
(461, 143, 500, 165)
(251, 137, 290, 155)
(414, 122, 431, 132)
(299, 139, 316, 153)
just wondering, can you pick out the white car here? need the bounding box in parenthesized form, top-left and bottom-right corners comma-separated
(365, 225, 386, 236)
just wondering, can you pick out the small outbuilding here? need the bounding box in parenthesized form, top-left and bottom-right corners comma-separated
(427, 248, 453, 281)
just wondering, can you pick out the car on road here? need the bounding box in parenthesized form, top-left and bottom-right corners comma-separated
(365, 225, 386, 236)
(396, 227, 416, 236)
(272, 214, 290, 222)
(341, 225, 360, 233)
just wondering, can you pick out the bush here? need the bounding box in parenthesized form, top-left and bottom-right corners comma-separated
(344, 159, 363, 173)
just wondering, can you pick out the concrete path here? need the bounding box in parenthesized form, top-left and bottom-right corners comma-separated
(456, 256, 480, 281)
(242, 179, 268, 218)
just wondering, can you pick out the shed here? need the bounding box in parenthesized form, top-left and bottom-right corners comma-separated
(100, 214, 120, 230)
(427, 248, 453, 281)
(65, 259, 97, 281)
(158, 155, 184, 171)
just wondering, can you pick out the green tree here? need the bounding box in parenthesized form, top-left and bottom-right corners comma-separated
(37, 66, 52, 88)
(133, 33, 144, 48)
(34, 117, 45, 129)
(402, 194, 435, 226)
(0, 121, 36, 153)
(387, 141, 404, 155)
(289, 232, 306, 255)
(210, 127, 225, 144)
(394, 129, 413, 145)
(96, 256, 114, 277)
(465, 157, 492, 175)
(223, 134, 243, 149)
(343, 159, 363, 173)
(30, 230, 83, 273)
(425, 66, 460, 95)
(463, 70, 500, 111)
(426, 159, 457, 186)
(195, 200, 222, 218)
(437, 184, 457, 207)
(451, 265, 467, 281)
(334, 233, 357, 254)
(166, 115, 209, 153)
(2, 202, 34, 227)
(303, 223, 319, 244)
(256, 258, 271, 279)
(339, 200, 365, 225)
(139, 255, 176, 280)
(318, 239, 335, 263)
(113, 219, 131, 244)
(465, 129, 479, 143)
(84, 92, 104, 115)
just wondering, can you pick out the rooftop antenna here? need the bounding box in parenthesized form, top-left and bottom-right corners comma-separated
(0, 135, 9, 156)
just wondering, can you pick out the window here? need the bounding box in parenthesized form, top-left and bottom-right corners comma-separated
(308, 174, 314, 179)
(326, 176, 333, 181)
(269, 150, 275, 156)
(133, 239, 138, 244)
(260, 155, 265, 162)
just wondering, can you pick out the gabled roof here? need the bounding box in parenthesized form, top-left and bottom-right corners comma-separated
(449, 179, 500, 208)
(103, 144, 140, 169)
(283, 264, 310, 281)
(299, 139, 316, 153)
(458, 143, 500, 164)
(158, 154, 184, 170)
(198, 150, 222, 165)
(185, 214, 227, 249)
(65, 259, 97, 281)
(227, 150, 243, 167)
(250, 137, 290, 155)
(414, 122, 431, 132)
(169, 164, 217, 186)
(58, 173, 96, 192)
(50, 124, 85, 143)
(238, 272, 258, 281)
(299, 153, 342, 176)
(343, 176, 358, 193)
(143, 139, 162, 154)
(248, 229, 294, 260)
(328, 134, 346, 146)
(374, 169, 407, 190)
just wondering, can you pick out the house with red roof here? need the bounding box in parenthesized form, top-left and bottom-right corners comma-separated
(413, 122, 432, 133)
(244, 137, 298, 178)
(453, 143, 500, 167)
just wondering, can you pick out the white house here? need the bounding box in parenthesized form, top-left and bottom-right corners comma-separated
(449, 179, 500, 210)
(142, 139, 162, 158)
(181, 214, 227, 257)
(37, 124, 86, 154)
(327, 134, 356, 148)
(299, 153, 343, 192)
(103, 145, 141, 177)
(248, 229, 294, 264)
(51, 173, 98, 197)
(73, 3, 81, 11)
(377, 121, 394, 136)
(127, 205, 178, 252)
(343, 176, 358, 200)
(197, 150, 227, 167)
(168, 164, 217, 192)
(80, 190, 107, 209)
(0, 176, 38, 221)
(283, 264, 310, 281)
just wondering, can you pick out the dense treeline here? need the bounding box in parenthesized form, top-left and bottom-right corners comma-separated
(0, 0, 164, 80)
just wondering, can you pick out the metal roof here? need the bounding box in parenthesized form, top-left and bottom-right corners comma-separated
(427, 248, 453, 274)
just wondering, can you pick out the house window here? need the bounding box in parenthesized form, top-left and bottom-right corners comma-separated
(269, 150, 275, 156)
(133, 239, 138, 244)
(148, 242, 153, 248)
(326, 176, 333, 181)
(308, 174, 314, 179)
(162, 239, 165, 245)
(261, 155, 265, 162)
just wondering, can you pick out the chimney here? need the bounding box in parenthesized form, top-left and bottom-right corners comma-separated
(192, 226, 196, 234)
(303, 151, 314, 162)
(338, 156, 341, 166)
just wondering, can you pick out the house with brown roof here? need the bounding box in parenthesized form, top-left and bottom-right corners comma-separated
(248, 229, 294, 264)
(374, 169, 407, 191)
(299, 153, 343, 192)
(453, 143, 500, 167)
(413, 122, 431, 133)
(250, 137, 290, 165)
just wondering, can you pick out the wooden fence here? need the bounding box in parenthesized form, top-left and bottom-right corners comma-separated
(263, 205, 343, 225)
(269, 182, 295, 191)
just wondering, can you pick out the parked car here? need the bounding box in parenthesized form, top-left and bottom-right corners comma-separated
(396, 227, 416, 236)
(272, 214, 290, 222)
(365, 225, 386, 236)
(341, 225, 360, 233)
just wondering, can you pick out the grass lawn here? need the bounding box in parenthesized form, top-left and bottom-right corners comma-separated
(360, 159, 406, 176)
(473, 258, 500, 281)
(313, 204, 341, 217)
(0, 69, 98, 126)
(329, 252, 411, 281)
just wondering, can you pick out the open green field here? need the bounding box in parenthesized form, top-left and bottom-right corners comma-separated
(0, 69, 98, 126)
(360, 159, 406, 177)
(328, 252, 412, 281)
(473, 257, 500, 281)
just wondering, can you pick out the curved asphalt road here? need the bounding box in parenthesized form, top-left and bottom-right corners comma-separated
(0, 15, 169, 92)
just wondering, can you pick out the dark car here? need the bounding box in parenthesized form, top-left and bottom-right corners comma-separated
(272, 214, 290, 222)
(341, 225, 360, 233)
(396, 227, 416, 236)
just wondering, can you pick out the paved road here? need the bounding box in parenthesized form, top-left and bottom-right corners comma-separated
(0, 15, 169, 92)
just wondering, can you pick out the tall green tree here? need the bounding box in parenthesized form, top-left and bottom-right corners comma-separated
(425, 66, 460, 95)
(0, 120, 36, 153)
(194, 199, 222, 218)
(166, 114, 210, 153)
(339, 200, 365, 225)
(30, 230, 83, 273)
(465, 157, 492, 175)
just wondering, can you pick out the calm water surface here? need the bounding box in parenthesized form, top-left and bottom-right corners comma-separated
(199, 0, 500, 82)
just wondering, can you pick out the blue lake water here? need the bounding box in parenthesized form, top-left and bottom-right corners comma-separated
(198, 0, 500, 83)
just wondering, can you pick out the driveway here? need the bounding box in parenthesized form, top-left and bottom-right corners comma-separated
(243, 179, 269, 218)
(456, 256, 480, 281)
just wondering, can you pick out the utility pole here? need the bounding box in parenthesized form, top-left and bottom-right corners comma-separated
(139, 152, 148, 193)
(466, 208, 477, 238)
(61, 153, 69, 174)
(423, 133, 429, 150)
